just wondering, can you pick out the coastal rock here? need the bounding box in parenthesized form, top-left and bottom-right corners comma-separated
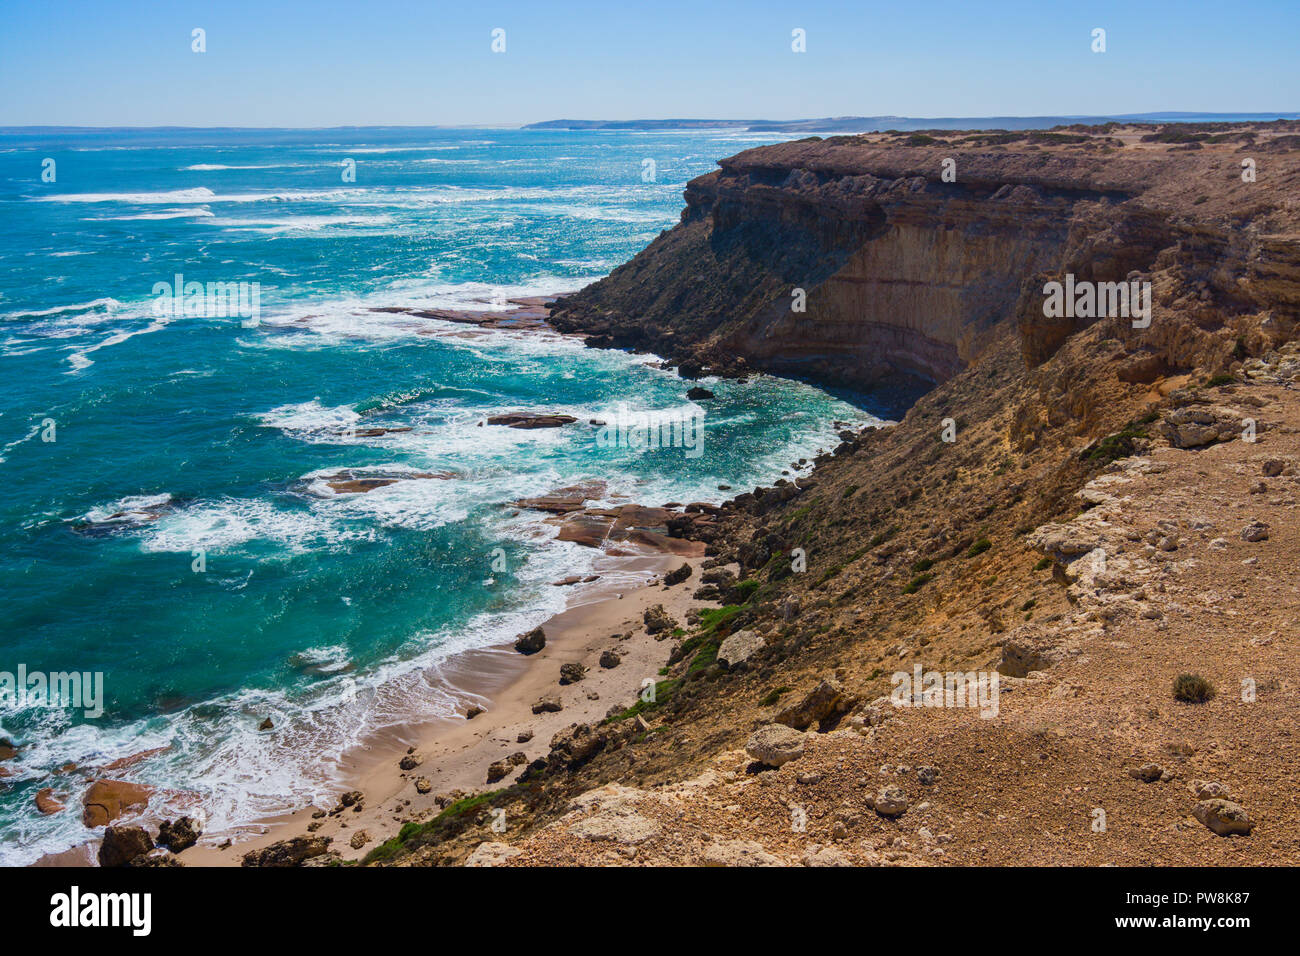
(1161, 406, 1242, 448)
(514, 626, 546, 655)
(1128, 763, 1164, 783)
(399, 753, 422, 771)
(258, 717, 274, 731)
(532, 695, 563, 714)
(686, 386, 715, 400)
(598, 649, 622, 669)
(568, 812, 661, 845)
(775, 677, 852, 730)
(35, 787, 66, 815)
(465, 841, 522, 867)
(717, 629, 765, 669)
(548, 723, 608, 765)
(700, 838, 783, 867)
(1192, 799, 1255, 837)
(82, 779, 154, 828)
(98, 826, 155, 867)
(415, 777, 433, 794)
(156, 816, 201, 853)
(873, 785, 909, 818)
(663, 562, 693, 586)
(349, 830, 370, 850)
(745, 724, 806, 767)
(486, 413, 578, 429)
(241, 835, 332, 867)
(1188, 779, 1231, 800)
(1240, 520, 1270, 542)
(559, 662, 587, 684)
(487, 759, 513, 784)
(643, 604, 676, 635)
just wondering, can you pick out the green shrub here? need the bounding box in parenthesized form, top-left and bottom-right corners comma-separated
(902, 572, 934, 594)
(910, 557, 934, 574)
(966, 538, 992, 558)
(1033, 556, 1052, 571)
(1172, 673, 1216, 704)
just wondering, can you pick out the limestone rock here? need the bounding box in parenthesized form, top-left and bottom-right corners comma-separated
(241, 835, 332, 867)
(775, 677, 851, 729)
(717, 629, 765, 669)
(700, 838, 782, 866)
(745, 723, 806, 767)
(465, 841, 522, 867)
(873, 784, 909, 818)
(514, 626, 546, 655)
(568, 812, 661, 845)
(98, 825, 154, 867)
(1192, 799, 1255, 837)
(156, 816, 201, 853)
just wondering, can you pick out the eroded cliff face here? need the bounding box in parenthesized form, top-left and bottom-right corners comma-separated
(550, 129, 1300, 396)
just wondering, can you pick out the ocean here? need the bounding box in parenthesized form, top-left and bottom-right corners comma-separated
(0, 126, 882, 864)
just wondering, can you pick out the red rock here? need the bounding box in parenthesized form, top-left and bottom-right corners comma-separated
(82, 779, 154, 828)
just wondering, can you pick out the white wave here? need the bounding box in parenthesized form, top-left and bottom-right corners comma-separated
(3, 297, 121, 319)
(92, 207, 216, 221)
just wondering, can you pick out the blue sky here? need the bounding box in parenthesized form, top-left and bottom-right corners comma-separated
(1, 0, 1296, 126)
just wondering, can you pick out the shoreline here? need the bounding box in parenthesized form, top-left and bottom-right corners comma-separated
(30, 295, 835, 867)
(185, 549, 713, 866)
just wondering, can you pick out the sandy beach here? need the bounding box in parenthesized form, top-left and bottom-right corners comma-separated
(184, 548, 715, 866)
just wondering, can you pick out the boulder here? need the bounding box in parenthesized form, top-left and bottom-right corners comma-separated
(349, 830, 370, 850)
(745, 724, 806, 767)
(486, 759, 512, 783)
(559, 662, 587, 685)
(1240, 520, 1269, 542)
(35, 788, 65, 815)
(241, 835, 332, 867)
(873, 784, 909, 818)
(598, 649, 622, 669)
(700, 838, 782, 866)
(663, 562, 693, 586)
(717, 629, 765, 669)
(486, 413, 578, 429)
(156, 816, 200, 853)
(514, 626, 546, 655)
(1162, 406, 1242, 448)
(643, 604, 676, 635)
(775, 677, 851, 730)
(82, 779, 153, 828)
(1188, 779, 1231, 800)
(532, 695, 562, 714)
(98, 826, 154, 867)
(1192, 799, 1255, 837)
(1128, 763, 1164, 783)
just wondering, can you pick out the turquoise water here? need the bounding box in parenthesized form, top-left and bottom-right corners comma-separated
(0, 127, 879, 864)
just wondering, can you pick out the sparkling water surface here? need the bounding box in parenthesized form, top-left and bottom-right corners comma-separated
(0, 127, 882, 864)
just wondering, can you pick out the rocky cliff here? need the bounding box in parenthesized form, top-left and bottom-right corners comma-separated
(374, 122, 1300, 868)
(551, 124, 1300, 395)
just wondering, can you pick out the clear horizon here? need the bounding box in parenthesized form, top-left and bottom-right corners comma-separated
(1, 0, 1296, 127)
